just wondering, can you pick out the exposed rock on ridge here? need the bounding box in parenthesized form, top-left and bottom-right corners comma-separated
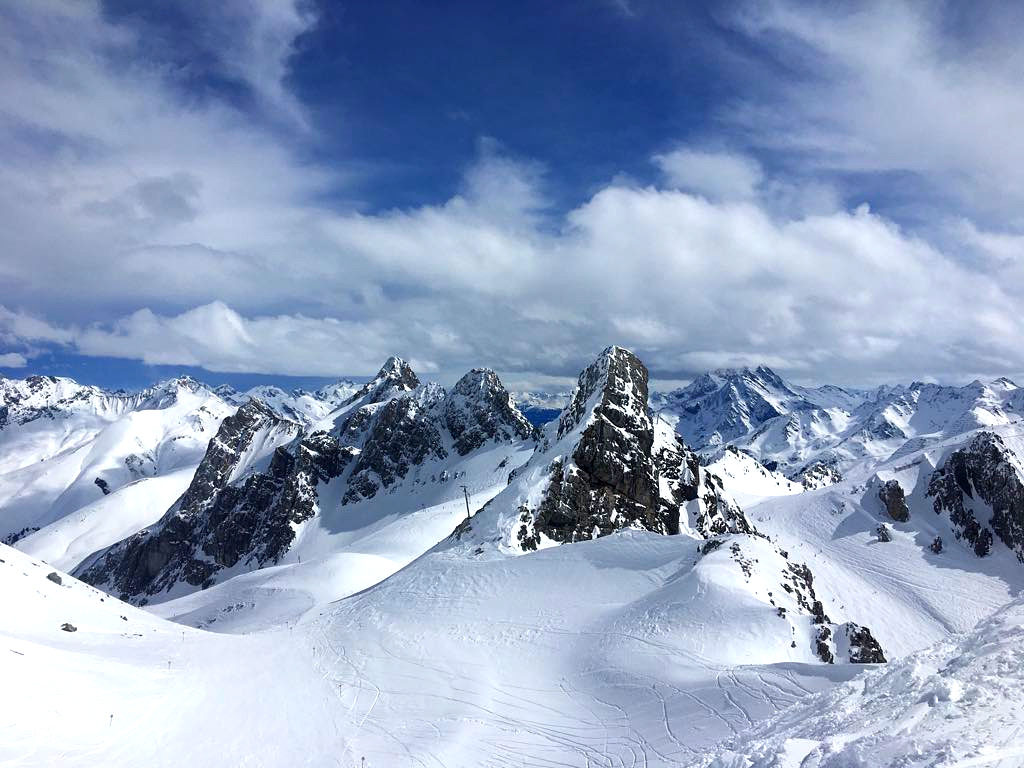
(529, 347, 665, 545)
(928, 431, 1024, 560)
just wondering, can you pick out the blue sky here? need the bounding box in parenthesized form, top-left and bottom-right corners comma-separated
(2, 1, 1024, 392)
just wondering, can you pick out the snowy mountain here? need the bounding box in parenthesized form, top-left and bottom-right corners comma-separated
(76, 357, 538, 606)
(216, 379, 361, 427)
(658, 366, 1024, 487)
(5, 349, 1024, 766)
(446, 347, 884, 665)
(512, 388, 570, 426)
(0, 376, 234, 557)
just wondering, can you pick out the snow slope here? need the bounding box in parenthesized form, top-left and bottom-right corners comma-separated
(1, 378, 232, 552)
(309, 529, 866, 765)
(701, 595, 1024, 767)
(16, 467, 196, 572)
(150, 439, 534, 631)
(0, 543, 349, 768)
(745, 424, 1024, 657)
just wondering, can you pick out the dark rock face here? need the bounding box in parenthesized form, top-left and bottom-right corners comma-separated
(878, 479, 910, 522)
(342, 385, 448, 504)
(514, 347, 755, 548)
(931, 536, 943, 553)
(46, 571, 62, 585)
(444, 369, 536, 456)
(95, 477, 110, 495)
(927, 432, 1024, 561)
(654, 435, 754, 537)
(60, 622, 77, 632)
(531, 348, 665, 544)
(76, 399, 304, 601)
(844, 623, 887, 663)
(877, 523, 893, 542)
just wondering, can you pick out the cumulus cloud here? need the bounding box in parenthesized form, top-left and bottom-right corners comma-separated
(1, 0, 1023, 387)
(652, 149, 763, 201)
(0, 353, 28, 368)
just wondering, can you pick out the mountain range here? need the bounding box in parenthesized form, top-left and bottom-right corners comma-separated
(3, 350, 1024, 766)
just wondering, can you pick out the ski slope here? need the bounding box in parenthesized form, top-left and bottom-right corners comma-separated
(0, 544, 349, 767)
(307, 529, 868, 766)
(150, 440, 535, 630)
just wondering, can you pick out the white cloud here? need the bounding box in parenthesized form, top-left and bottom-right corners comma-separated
(726, 1, 1024, 224)
(2, 0, 1024, 387)
(652, 148, 763, 201)
(0, 353, 27, 368)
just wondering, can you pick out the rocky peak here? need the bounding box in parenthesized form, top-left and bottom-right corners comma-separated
(339, 356, 420, 411)
(341, 384, 449, 504)
(928, 431, 1024, 561)
(557, 345, 649, 440)
(445, 368, 535, 456)
(374, 356, 420, 391)
(517, 347, 663, 546)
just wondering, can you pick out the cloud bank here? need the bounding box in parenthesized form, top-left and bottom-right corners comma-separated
(1, 1, 1023, 387)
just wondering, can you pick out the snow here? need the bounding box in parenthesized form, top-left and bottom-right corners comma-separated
(1, 381, 232, 549)
(0, 544, 348, 767)
(702, 596, 1024, 767)
(705, 448, 803, 507)
(16, 467, 195, 571)
(5, 366, 1024, 766)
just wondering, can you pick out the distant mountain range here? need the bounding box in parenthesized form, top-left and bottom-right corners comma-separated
(654, 365, 1024, 486)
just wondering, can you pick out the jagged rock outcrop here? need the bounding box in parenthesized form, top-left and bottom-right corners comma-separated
(444, 369, 536, 456)
(701, 536, 885, 665)
(342, 384, 448, 504)
(797, 460, 843, 490)
(654, 433, 754, 537)
(510, 347, 756, 550)
(878, 479, 910, 522)
(927, 431, 1024, 561)
(76, 398, 303, 601)
(529, 347, 665, 545)
(840, 622, 887, 663)
(350, 356, 419, 406)
(77, 357, 536, 602)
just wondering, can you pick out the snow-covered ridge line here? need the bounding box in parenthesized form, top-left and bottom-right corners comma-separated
(656, 364, 1024, 486)
(74, 357, 539, 605)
